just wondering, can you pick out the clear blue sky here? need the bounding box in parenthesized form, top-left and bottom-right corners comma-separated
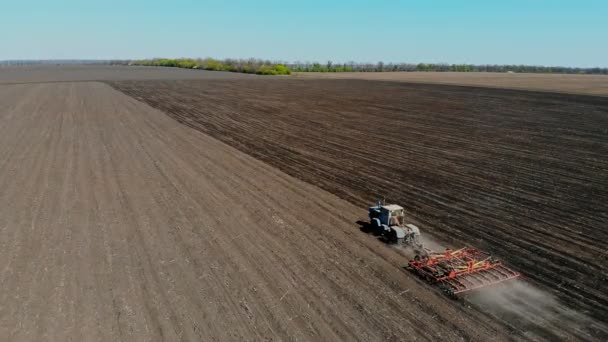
(1, 0, 606, 67)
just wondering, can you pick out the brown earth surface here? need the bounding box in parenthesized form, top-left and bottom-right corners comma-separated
(294, 71, 608, 96)
(1, 66, 607, 341)
(0, 81, 523, 341)
(108, 78, 608, 340)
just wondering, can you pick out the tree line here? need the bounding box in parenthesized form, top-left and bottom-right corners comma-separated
(3, 58, 605, 75)
(288, 61, 608, 74)
(128, 58, 291, 75)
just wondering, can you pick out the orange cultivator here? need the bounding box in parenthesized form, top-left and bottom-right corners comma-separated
(408, 247, 521, 297)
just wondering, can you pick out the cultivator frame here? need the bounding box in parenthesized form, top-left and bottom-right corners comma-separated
(408, 247, 521, 296)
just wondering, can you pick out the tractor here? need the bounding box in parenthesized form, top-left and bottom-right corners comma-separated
(368, 201, 421, 247)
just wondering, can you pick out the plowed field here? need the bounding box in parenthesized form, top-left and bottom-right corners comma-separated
(109, 78, 608, 335)
(0, 80, 516, 341)
(1, 65, 606, 341)
(295, 71, 608, 96)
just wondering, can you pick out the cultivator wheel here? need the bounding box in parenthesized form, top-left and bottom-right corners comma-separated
(438, 284, 456, 298)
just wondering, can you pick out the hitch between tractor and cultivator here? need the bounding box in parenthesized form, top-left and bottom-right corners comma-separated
(407, 247, 521, 297)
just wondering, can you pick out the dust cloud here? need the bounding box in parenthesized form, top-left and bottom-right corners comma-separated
(389, 234, 447, 259)
(419, 234, 447, 253)
(467, 280, 608, 341)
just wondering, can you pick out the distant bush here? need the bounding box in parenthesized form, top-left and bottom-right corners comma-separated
(130, 58, 292, 76)
(203, 59, 223, 71)
(256, 64, 291, 75)
(177, 59, 199, 69)
(274, 64, 291, 75)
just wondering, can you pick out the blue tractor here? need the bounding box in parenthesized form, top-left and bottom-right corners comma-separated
(368, 201, 422, 246)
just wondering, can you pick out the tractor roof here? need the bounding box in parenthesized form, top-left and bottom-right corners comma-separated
(382, 204, 404, 211)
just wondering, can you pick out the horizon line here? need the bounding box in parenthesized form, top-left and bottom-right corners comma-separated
(2, 58, 607, 70)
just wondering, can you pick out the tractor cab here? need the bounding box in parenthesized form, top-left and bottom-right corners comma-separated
(368, 203, 405, 227)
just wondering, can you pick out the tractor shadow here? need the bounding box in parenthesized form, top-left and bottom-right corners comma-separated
(356, 220, 392, 244)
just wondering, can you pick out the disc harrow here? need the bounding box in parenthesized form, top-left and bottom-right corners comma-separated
(408, 247, 521, 296)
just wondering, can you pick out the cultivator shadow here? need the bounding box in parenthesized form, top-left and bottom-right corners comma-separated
(408, 247, 521, 297)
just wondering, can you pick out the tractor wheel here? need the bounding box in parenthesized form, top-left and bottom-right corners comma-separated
(370, 219, 381, 235)
(387, 230, 397, 243)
